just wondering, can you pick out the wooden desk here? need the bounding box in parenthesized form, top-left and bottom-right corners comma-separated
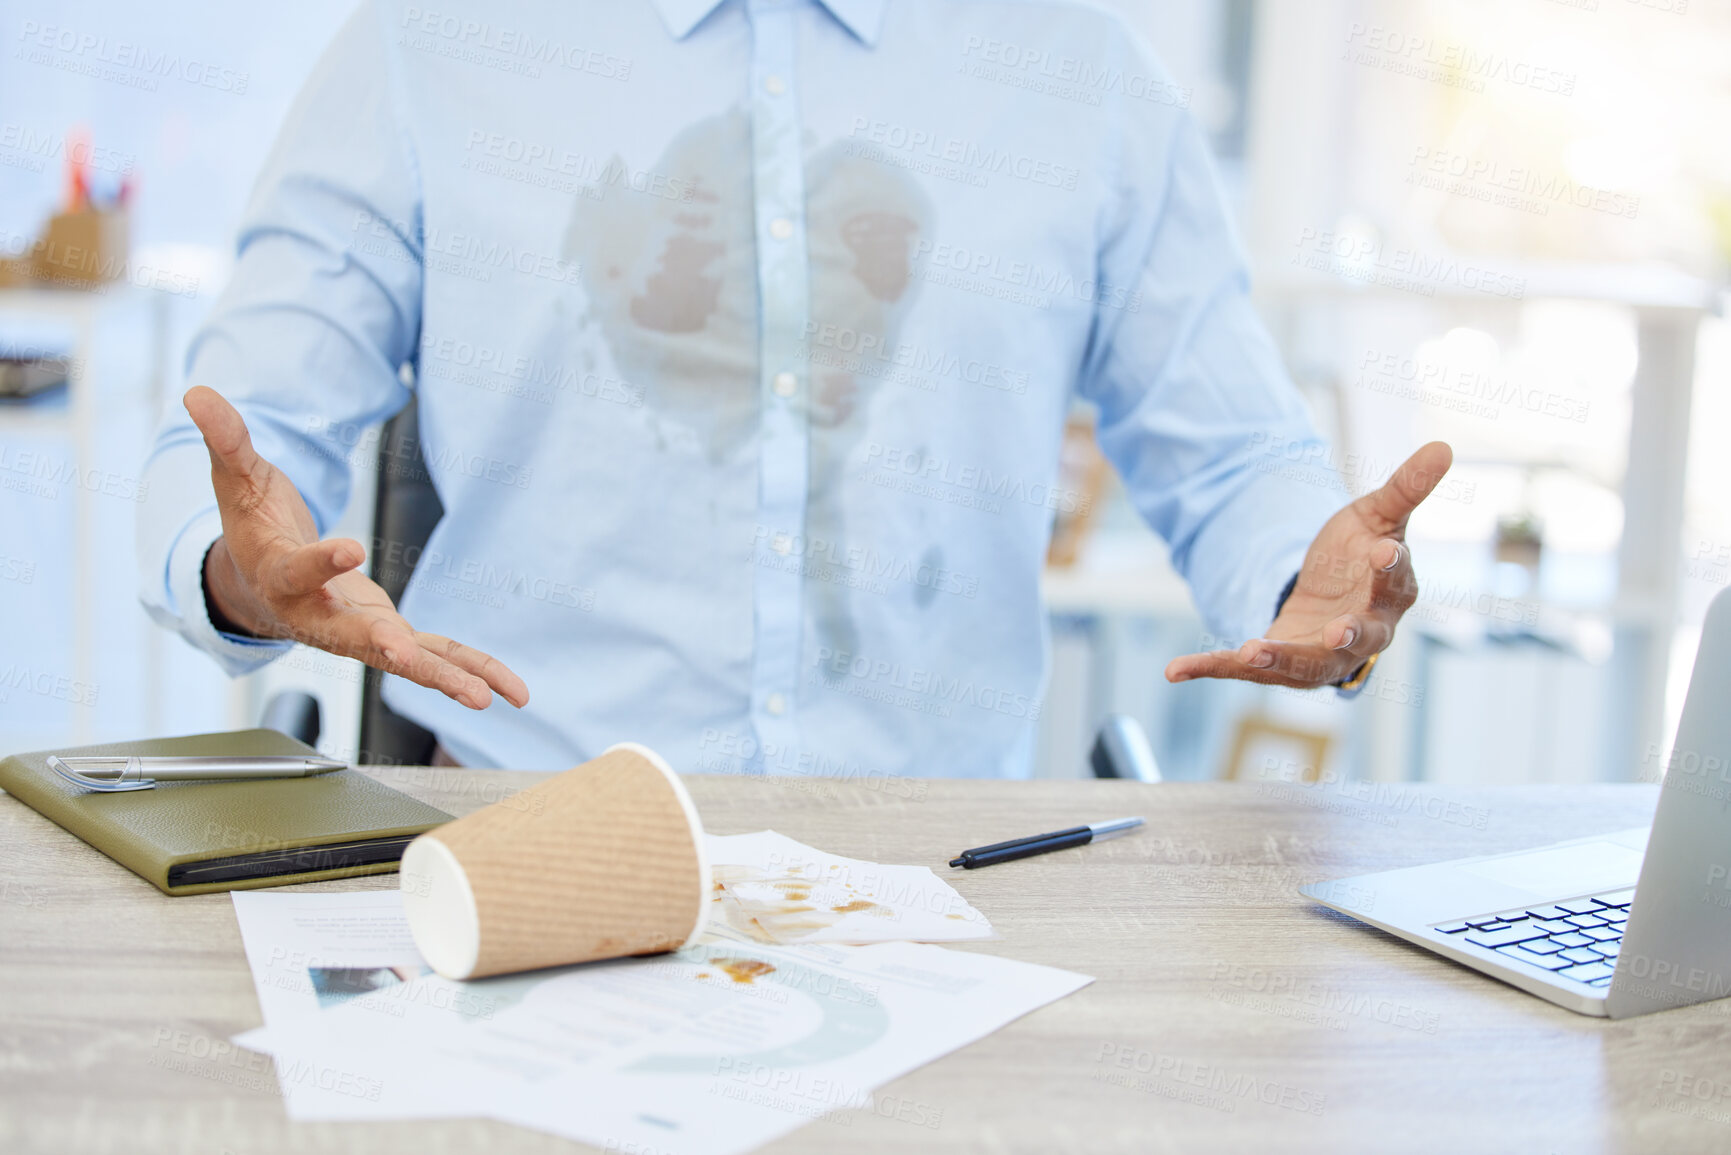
(3, 774, 1722, 1154)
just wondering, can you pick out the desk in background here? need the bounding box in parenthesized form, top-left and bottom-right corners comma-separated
(2, 773, 1717, 1153)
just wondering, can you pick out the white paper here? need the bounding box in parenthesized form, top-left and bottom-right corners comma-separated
(229, 889, 428, 1028)
(703, 831, 996, 945)
(230, 834, 1087, 1154)
(229, 889, 468, 1119)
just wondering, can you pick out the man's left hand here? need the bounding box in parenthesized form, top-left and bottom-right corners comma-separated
(1165, 441, 1454, 689)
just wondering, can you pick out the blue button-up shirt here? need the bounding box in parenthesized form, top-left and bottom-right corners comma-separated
(138, 0, 1338, 776)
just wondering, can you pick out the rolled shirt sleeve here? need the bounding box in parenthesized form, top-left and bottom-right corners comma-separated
(137, 0, 422, 674)
(1076, 72, 1343, 646)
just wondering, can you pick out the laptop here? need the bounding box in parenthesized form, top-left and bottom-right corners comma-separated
(1301, 584, 1731, 1018)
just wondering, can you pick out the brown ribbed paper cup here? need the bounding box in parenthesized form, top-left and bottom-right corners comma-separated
(399, 742, 710, 980)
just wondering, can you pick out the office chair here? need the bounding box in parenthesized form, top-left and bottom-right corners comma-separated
(1089, 714, 1161, 782)
(261, 398, 1160, 782)
(353, 397, 444, 767)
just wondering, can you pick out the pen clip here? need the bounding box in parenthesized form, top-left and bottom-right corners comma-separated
(46, 755, 156, 792)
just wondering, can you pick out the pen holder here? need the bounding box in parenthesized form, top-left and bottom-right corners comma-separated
(399, 743, 709, 980)
(30, 208, 129, 289)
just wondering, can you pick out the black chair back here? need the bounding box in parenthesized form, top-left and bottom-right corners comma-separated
(358, 395, 443, 767)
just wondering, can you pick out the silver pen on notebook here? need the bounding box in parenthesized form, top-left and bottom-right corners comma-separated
(46, 755, 348, 793)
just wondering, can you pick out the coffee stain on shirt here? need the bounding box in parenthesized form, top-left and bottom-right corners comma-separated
(563, 108, 937, 691)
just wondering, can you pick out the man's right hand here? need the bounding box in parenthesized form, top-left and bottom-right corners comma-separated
(185, 386, 529, 712)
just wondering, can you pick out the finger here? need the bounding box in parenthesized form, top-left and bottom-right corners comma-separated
(1234, 638, 1359, 687)
(1166, 649, 1330, 689)
(183, 386, 263, 479)
(379, 641, 494, 711)
(415, 633, 531, 708)
(1359, 441, 1453, 534)
(1165, 648, 1241, 683)
(1368, 537, 1419, 612)
(347, 618, 493, 711)
(280, 611, 491, 710)
(265, 538, 365, 599)
(1373, 538, 1404, 572)
(1323, 613, 1391, 657)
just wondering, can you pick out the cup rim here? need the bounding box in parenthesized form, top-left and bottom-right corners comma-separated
(602, 741, 711, 950)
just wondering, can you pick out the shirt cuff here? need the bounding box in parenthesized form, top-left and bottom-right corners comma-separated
(1273, 570, 1300, 624)
(167, 509, 294, 676)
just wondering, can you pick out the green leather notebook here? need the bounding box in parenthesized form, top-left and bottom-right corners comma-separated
(0, 729, 452, 896)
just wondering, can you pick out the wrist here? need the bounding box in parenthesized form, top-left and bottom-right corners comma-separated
(1272, 568, 1374, 692)
(202, 538, 270, 639)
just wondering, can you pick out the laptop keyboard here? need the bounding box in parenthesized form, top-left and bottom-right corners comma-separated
(1430, 889, 1635, 988)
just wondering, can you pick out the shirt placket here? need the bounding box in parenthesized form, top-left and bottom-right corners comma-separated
(746, 0, 810, 768)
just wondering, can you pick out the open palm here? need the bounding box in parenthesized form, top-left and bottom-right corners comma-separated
(1166, 441, 1453, 689)
(186, 386, 528, 712)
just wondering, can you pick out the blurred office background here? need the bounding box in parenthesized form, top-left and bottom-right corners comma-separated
(1, 0, 1726, 784)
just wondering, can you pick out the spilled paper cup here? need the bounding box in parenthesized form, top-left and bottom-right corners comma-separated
(399, 742, 709, 980)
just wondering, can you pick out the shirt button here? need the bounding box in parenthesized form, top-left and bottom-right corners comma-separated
(771, 533, 792, 556)
(764, 74, 786, 95)
(766, 693, 788, 716)
(769, 217, 794, 241)
(772, 371, 798, 397)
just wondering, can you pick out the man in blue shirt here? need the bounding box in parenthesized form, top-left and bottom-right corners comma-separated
(139, 0, 1452, 776)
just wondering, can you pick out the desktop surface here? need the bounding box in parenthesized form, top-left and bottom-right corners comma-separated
(1, 771, 1712, 1154)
